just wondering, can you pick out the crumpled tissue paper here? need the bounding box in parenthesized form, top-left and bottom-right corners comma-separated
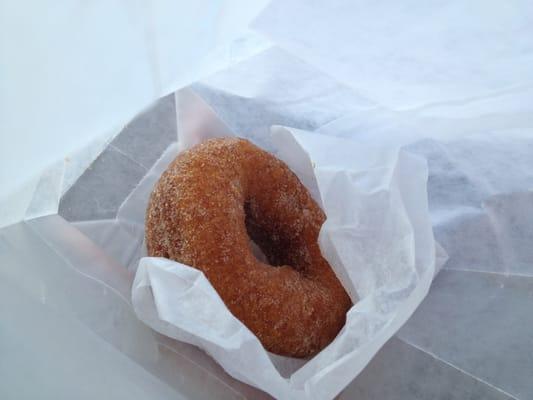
(131, 89, 440, 400)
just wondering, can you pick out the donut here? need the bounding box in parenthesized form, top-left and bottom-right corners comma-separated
(145, 138, 351, 358)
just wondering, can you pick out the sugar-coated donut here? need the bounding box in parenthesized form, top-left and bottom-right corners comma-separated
(145, 138, 351, 358)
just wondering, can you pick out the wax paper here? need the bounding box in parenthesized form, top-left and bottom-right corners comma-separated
(11, 44, 532, 398)
(130, 89, 438, 399)
(3, 2, 532, 398)
(252, 0, 533, 110)
(0, 0, 269, 229)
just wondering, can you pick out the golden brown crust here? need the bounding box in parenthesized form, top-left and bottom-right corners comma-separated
(146, 138, 351, 357)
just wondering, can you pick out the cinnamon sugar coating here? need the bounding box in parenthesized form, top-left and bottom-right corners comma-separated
(145, 138, 351, 357)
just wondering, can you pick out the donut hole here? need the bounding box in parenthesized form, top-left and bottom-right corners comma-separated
(245, 222, 285, 267)
(244, 201, 287, 267)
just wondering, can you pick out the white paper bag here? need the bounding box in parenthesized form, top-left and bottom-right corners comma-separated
(252, 0, 533, 110)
